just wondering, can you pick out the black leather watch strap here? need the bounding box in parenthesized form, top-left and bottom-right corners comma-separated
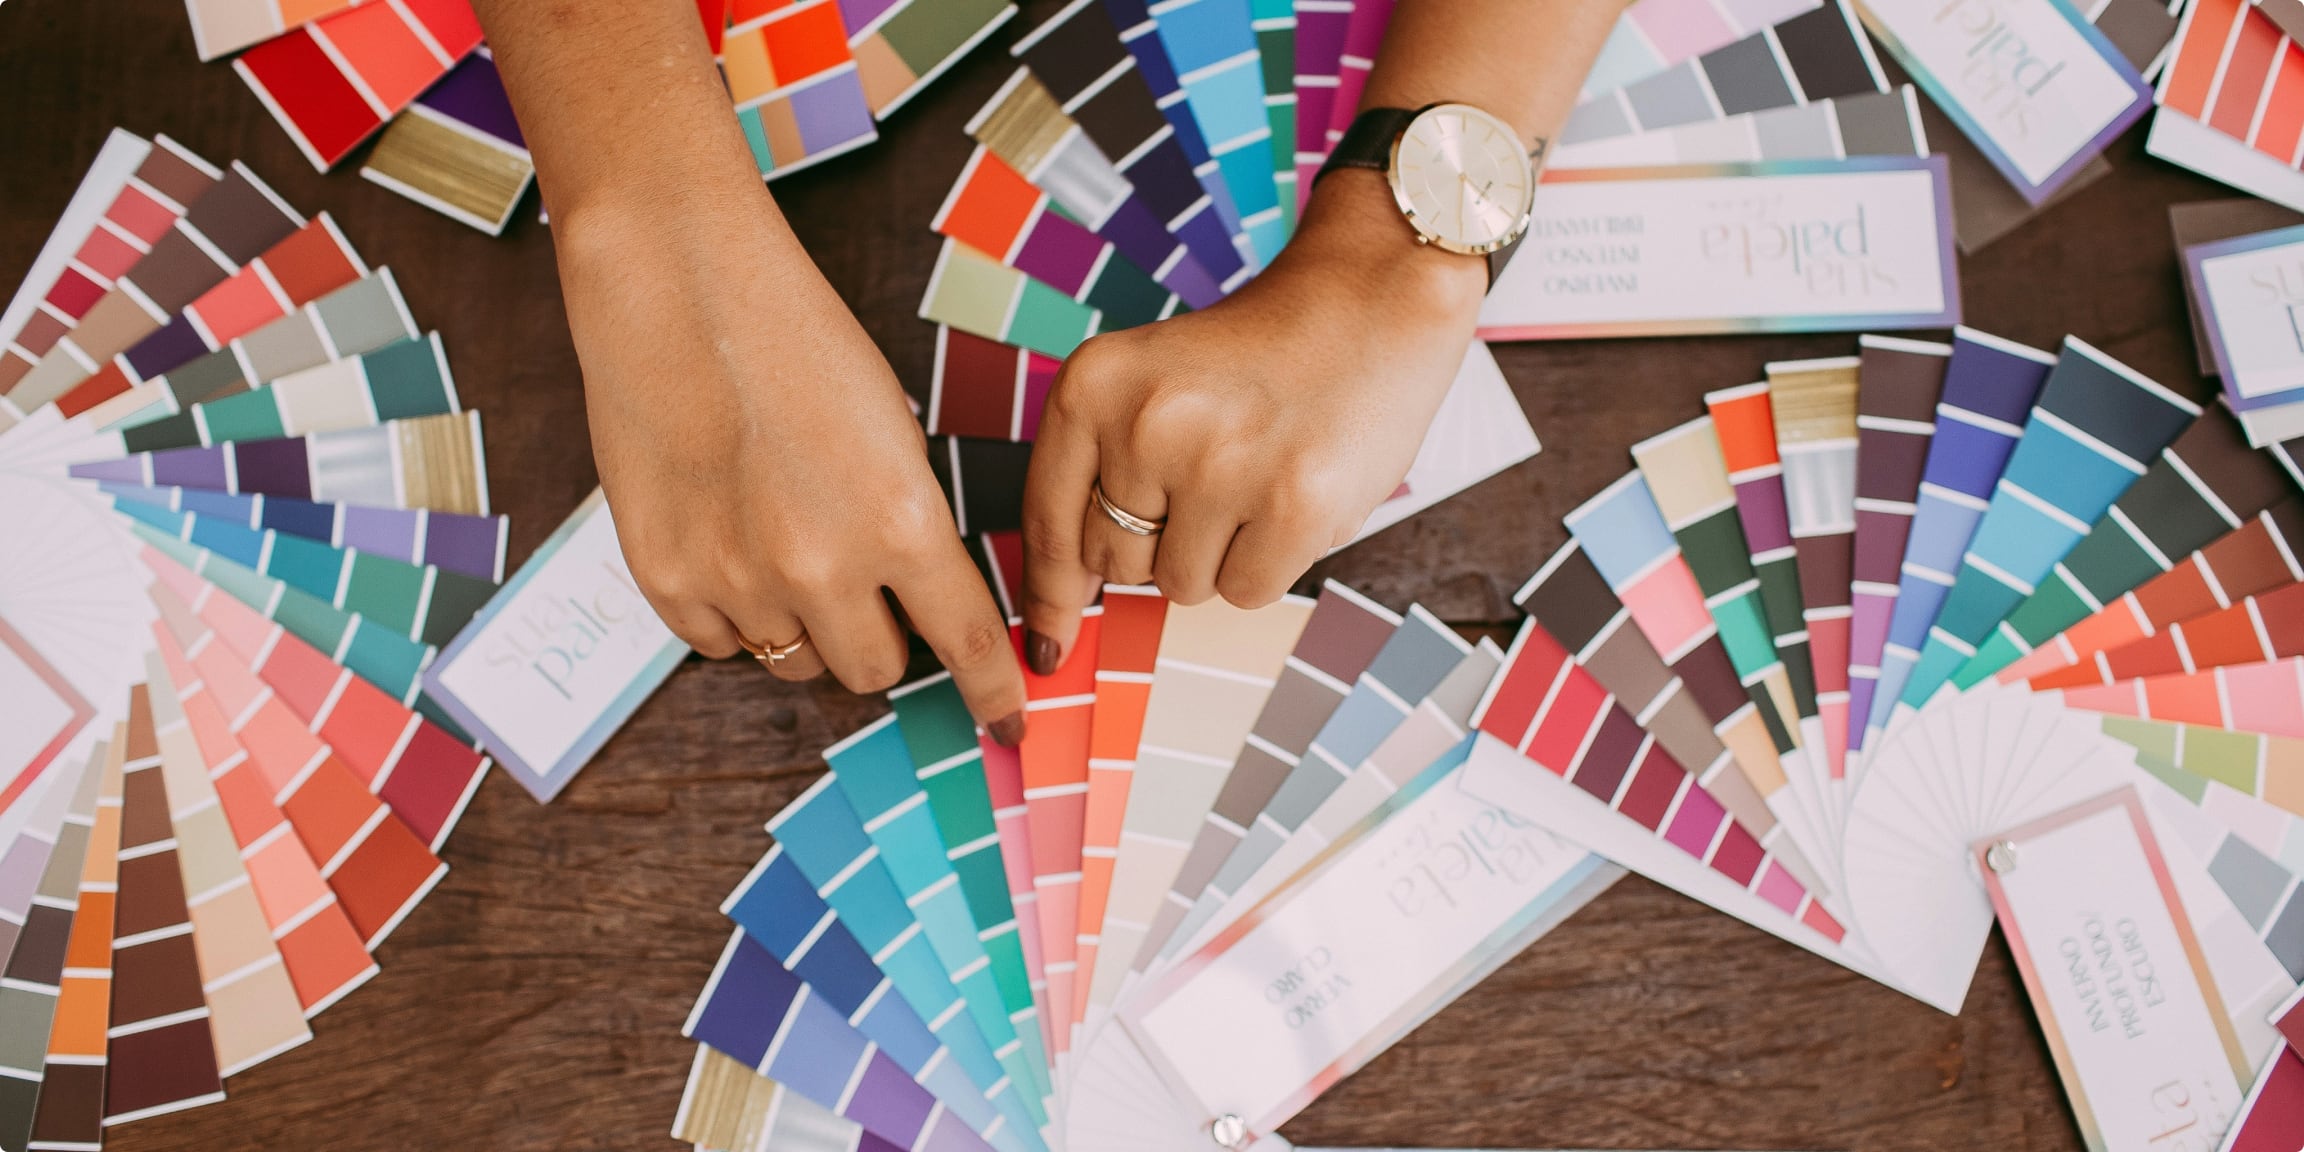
(1314, 105, 1535, 292)
(1483, 236, 1523, 290)
(1316, 105, 1417, 181)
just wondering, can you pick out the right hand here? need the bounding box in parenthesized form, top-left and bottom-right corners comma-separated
(552, 179, 1028, 745)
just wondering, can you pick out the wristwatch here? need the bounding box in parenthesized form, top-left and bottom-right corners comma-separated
(1316, 103, 1540, 289)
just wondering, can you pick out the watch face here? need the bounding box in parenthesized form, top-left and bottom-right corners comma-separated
(1389, 104, 1535, 255)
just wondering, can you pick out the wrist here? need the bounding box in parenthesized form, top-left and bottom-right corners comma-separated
(553, 157, 764, 253)
(1280, 168, 1491, 324)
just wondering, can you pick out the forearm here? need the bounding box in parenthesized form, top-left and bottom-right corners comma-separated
(470, 0, 808, 258)
(1286, 0, 1624, 311)
(1361, 0, 1623, 154)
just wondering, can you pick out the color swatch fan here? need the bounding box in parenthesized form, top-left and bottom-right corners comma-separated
(1433, 320, 2304, 1152)
(672, 587, 1625, 1152)
(0, 129, 500, 1143)
(1842, 684, 2154, 1011)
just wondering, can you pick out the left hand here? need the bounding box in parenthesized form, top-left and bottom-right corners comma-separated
(1018, 170, 1491, 673)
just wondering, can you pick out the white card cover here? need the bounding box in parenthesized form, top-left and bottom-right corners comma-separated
(1980, 787, 2254, 1152)
(1112, 738, 1616, 1144)
(1857, 0, 2150, 202)
(1476, 157, 1960, 341)
(420, 487, 689, 801)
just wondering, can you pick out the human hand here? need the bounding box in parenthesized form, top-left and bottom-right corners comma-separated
(1018, 170, 1490, 672)
(555, 180, 1027, 743)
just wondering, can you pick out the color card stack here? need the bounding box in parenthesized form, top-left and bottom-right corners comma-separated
(186, 0, 1021, 233)
(0, 129, 501, 1146)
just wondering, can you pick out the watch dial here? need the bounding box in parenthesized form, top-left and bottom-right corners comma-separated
(1393, 106, 1533, 253)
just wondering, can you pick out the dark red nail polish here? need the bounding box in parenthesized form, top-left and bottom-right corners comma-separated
(989, 711, 1027, 748)
(1026, 631, 1061, 676)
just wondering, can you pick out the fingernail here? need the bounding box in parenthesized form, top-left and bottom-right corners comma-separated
(989, 711, 1027, 748)
(1026, 630, 1062, 676)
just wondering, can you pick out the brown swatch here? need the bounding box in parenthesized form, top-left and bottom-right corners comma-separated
(134, 138, 222, 209)
(104, 687, 223, 1126)
(179, 165, 301, 266)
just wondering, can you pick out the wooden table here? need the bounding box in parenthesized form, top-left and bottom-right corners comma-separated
(0, 2, 2239, 1148)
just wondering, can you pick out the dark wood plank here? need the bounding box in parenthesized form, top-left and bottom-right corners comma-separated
(0, 1, 2240, 1148)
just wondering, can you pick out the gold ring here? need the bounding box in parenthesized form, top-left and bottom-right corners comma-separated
(1093, 479, 1164, 536)
(738, 631, 811, 667)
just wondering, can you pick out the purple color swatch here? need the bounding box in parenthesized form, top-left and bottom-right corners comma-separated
(684, 933, 991, 1152)
(1102, 199, 1221, 307)
(419, 52, 526, 147)
(836, 0, 901, 37)
(92, 481, 505, 581)
(340, 506, 419, 561)
(1732, 473, 1794, 551)
(122, 314, 214, 382)
(420, 510, 508, 581)
(149, 444, 230, 491)
(1328, 0, 1395, 142)
(793, 69, 877, 154)
(69, 457, 147, 484)
(1294, 2, 1353, 196)
(230, 438, 312, 499)
(1012, 215, 1106, 296)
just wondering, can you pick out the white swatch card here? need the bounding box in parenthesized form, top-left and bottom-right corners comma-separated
(1477, 158, 1960, 341)
(2185, 223, 2304, 416)
(1980, 788, 2252, 1152)
(421, 487, 689, 801)
(1857, 0, 2151, 203)
(1118, 739, 1615, 1142)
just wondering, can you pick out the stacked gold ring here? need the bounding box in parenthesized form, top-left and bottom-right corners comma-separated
(1092, 479, 1164, 536)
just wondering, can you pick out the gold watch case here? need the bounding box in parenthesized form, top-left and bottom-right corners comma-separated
(1383, 102, 1537, 256)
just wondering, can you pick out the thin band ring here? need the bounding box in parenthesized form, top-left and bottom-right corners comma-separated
(737, 630, 811, 667)
(1093, 479, 1164, 536)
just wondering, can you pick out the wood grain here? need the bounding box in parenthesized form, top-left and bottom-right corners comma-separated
(0, 1, 2241, 1149)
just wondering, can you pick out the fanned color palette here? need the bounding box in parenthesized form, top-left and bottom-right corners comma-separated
(0, 134, 497, 1140)
(676, 587, 1626, 1152)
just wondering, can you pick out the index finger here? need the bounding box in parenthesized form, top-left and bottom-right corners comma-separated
(1019, 376, 1104, 676)
(895, 534, 1031, 747)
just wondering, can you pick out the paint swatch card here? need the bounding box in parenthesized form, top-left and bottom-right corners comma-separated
(2186, 223, 2304, 443)
(1858, 0, 2151, 204)
(420, 488, 687, 801)
(1115, 740, 1615, 1142)
(1477, 157, 1960, 341)
(1979, 788, 2253, 1152)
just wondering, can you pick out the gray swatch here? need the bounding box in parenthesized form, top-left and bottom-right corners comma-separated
(1704, 34, 1796, 117)
(1833, 88, 1923, 155)
(2208, 836, 2292, 928)
(1753, 102, 1839, 160)
(1626, 63, 1718, 133)
(1561, 93, 1636, 146)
